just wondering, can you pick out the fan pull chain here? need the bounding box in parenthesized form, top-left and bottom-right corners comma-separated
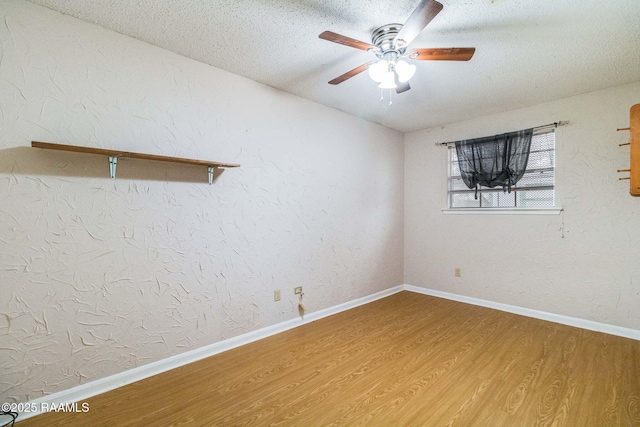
(379, 89, 395, 106)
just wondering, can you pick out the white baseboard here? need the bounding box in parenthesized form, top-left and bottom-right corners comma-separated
(403, 284, 640, 341)
(18, 285, 404, 421)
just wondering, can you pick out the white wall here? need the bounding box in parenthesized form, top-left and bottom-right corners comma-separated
(405, 81, 640, 331)
(0, 0, 404, 402)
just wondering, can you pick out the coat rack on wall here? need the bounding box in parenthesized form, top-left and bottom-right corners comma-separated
(617, 104, 640, 197)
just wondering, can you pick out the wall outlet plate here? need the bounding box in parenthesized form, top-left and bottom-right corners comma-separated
(274, 290, 281, 301)
(294, 286, 302, 294)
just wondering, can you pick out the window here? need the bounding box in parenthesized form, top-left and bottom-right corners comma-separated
(447, 129, 555, 209)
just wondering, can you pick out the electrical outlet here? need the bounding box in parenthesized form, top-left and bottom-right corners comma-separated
(274, 290, 281, 301)
(294, 286, 302, 294)
(454, 268, 461, 277)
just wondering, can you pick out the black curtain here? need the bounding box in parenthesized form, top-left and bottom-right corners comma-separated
(454, 128, 534, 199)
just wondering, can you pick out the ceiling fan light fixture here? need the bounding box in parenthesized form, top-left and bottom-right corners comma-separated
(395, 60, 416, 83)
(320, 0, 475, 97)
(368, 60, 388, 83)
(378, 71, 397, 89)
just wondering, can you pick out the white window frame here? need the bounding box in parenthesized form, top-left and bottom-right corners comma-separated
(443, 128, 561, 215)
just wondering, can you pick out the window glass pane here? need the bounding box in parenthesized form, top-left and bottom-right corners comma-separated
(450, 178, 469, 191)
(451, 192, 480, 208)
(450, 161, 461, 176)
(498, 190, 516, 207)
(480, 191, 498, 207)
(531, 131, 555, 151)
(517, 170, 554, 188)
(526, 150, 554, 170)
(477, 189, 516, 207)
(516, 189, 554, 208)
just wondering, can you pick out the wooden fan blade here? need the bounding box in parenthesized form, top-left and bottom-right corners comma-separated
(319, 31, 377, 51)
(328, 61, 376, 85)
(408, 47, 476, 61)
(395, 0, 443, 47)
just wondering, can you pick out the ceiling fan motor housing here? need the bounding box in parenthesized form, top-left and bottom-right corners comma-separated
(371, 24, 403, 53)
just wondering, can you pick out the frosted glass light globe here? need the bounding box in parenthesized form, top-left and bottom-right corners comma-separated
(395, 60, 416, 83)
(378, 71, 397, 89)
(368, 60, 388, 83)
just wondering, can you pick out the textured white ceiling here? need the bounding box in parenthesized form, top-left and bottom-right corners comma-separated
(28, 0, 640, 132)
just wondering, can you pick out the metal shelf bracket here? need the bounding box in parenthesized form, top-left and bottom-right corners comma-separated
(109, 156, 118, 179)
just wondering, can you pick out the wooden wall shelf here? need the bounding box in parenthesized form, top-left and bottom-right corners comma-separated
(617, 105, 640, 196)
(32, 141, 240, 184)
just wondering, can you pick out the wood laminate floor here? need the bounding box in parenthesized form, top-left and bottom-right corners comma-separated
(17, 291, 640, 426)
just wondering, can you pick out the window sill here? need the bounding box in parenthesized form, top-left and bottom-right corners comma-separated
(442, 207, 562, 215)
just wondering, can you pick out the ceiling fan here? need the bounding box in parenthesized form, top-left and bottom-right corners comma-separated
(319, 0, 475, 94)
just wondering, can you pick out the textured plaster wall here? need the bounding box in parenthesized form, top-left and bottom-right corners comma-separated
(405, 81, 640, 331)
(0, 0, 404, 402)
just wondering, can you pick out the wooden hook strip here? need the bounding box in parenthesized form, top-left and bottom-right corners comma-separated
(618, 169, 631, 172)
(619, 142, 630, 146)
(619, 177, 631, 180)
(617, 127, 631, 131)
